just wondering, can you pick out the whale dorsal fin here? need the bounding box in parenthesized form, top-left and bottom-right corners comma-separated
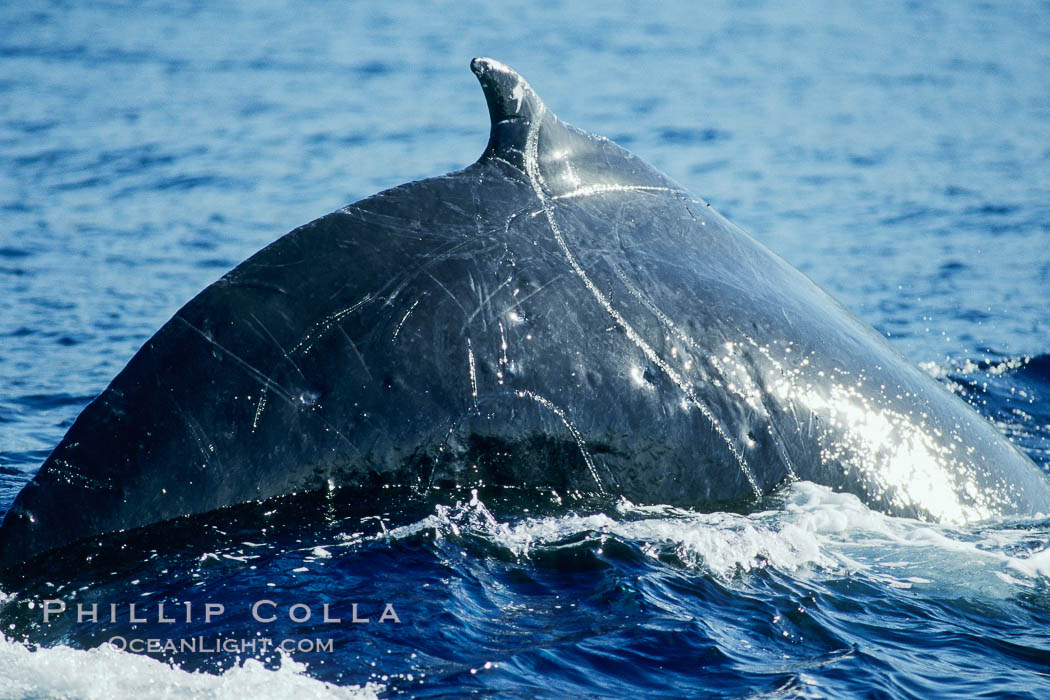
(471, 57, 549, 166)
(470, 57, 681, 197)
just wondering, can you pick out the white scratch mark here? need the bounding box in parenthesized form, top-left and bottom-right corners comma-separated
(175, 317, 294, 406)
(467, 337, 478, 409)
(551, 184, 680, 201)
(252, 392, 268, 432)
(462, 274, 515, 330)
(517, 389, 604, 493)
(291, 294, 374, 356)
(498, 321, 509, 367)
(392, 297, 421, 341)
(424, 271, 470, 317)
(497, 272, 565, 317)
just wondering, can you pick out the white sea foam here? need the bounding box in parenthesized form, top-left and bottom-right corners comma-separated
(419, 482, 1050, 592)
(919, 355, 1030, 380)
(774, 482, 1050, 591)
(4, 484, 1048, 697)
(0, 633, 379, 700)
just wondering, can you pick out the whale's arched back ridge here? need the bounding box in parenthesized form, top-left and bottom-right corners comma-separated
(2, 58, 1049, 574)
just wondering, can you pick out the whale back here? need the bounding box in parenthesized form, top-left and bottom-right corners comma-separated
(1, 58, 1048, 569)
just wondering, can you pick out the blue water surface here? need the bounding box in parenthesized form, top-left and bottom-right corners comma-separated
(2, 1, 1050, 697)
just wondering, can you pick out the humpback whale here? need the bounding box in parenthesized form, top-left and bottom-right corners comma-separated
(1, 58, 1048, 569)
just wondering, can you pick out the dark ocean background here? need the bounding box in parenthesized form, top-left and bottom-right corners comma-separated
(2, 1, 1050, 697)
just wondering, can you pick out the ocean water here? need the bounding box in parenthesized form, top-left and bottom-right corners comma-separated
(2, 0, 1050, 697)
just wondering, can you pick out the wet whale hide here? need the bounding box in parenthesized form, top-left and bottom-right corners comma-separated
(2, 58, 1049, 569)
